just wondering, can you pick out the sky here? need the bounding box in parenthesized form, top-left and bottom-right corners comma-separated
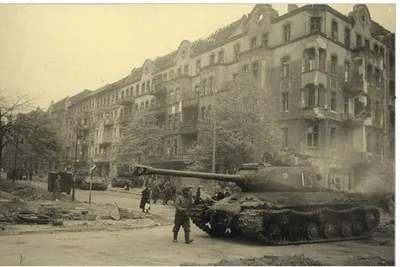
(0, 3, 395, 110)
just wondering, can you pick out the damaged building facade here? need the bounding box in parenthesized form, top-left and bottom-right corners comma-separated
(42, 4, 395, 191)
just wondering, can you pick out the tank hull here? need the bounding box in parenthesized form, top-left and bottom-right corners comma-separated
(190, 192, 381, 246)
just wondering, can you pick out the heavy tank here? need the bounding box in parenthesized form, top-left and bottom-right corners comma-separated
(130, 163, 381, 246)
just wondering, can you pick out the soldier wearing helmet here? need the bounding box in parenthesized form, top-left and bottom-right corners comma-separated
(172, 186, 194, 244)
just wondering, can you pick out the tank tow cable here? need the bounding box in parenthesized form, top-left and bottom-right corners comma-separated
(225, 228, 232, 234)
(205, 222, 212, 229)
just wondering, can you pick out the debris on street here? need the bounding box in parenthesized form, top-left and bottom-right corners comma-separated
(213, 254, 324, 266)
(343, 255, 395, 266)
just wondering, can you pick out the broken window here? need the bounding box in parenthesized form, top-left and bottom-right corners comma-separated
(330, 91, 337, 111)
(374, 44, 379, 54)
(250, 37, 257, 49)
(209, 53, 215, 65)
(305, 48, 316, 71)
(308, 87, 315, 107)
(281, 57, 289, 78)
(331, 20, 338, 41)
(356, 34, 362, 48)
(310, 17, 321, 33)
(319, 48, 326, 71)
(282, 92, 289, 111)
(344, 61, 350, 82)
(262, 32, 269, 47)
(331, 55, 338, 76)
(283, 24, 291, 43)
(252, 62, 259, 78)
(307, 124, 319, 147)
(218, 50, 224, 63)
(343, 94, 349, 115)
(344, 28, 351, 48)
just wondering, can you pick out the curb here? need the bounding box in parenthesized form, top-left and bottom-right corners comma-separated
(0, 222, 172, 236)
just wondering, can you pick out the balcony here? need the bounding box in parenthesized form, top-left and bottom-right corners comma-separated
(103, 118, 114, 127)
(118, 114, 133, 124)
(341, 113, 365, 127)
(116, 96, 134, 106)
(300, 107, 326, 120)
(301, 70, 328, 88)
(80, 139, 90, 146)
(151, 84, 167, 96)
(343, 75, 365, 95)
(353, 47, 381, 62)
(180, 123, 198, 135)
(93, 153, 111, 163)
(81, 124, 91, 131)
(149, 103, 167, 115)
(182, 93, 199, 109)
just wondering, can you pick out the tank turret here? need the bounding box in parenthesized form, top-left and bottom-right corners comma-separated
(130, 163, 324, 192)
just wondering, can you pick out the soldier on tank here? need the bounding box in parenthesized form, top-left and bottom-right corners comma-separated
(172, 187, 194, 244)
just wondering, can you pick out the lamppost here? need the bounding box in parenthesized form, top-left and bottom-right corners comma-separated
(211, 87, 217, 173)
(72, 125, 83, 201)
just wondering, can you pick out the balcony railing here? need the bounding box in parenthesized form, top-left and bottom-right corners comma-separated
(116, 96, 134, 106)
(93, 154, 111, 162)
(182, 93, 199, 108)
(300, 70, 328, 88)
(300, 106, 326, 120)
(343, 74, 364, 95)
(341, 113, 365, 127)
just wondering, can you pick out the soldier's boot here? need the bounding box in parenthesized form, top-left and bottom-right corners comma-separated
(173, 231, 178, 243)
(184, 231, 193, 244)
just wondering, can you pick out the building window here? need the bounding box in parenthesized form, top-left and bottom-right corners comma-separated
(282, 92, 289, 111)
(218, 50, 224, 63)
(196, 60, 201, 74)
(184, 65, 189, 74)
(177, 67, 181, 76)
(331, 55, 338, 76)
(310, 17, 321, 33)
(366, 133, 372, 153)
(262, 32, 269, 47)
(283, 23, 291, 43)
(146, 81, 150, 92)
(250, 37, 257, 49)
(375, 101, 380, 120)
(145, 101, 149, 109)
(319, 48, 326, 71)
(168, 115, 172, 130)
(234, 43, 240, 60)
(281, 127, 288, 148)
(173, 139, 178, 155)
(305, 48, 316, 71)
(373, 44, 379, 54)
(281, 57, 289, 78)
(331, 20, 338, 41)
(252, 62, 259, 78)
(344, 27, 351, 48)
(343, 94, 349, 115)
(344, 61, 350, 82)
(308, 87, 315, 107)
(330, 127, 337, 150)
(208, 77, 214, 94)
(379, 47, 385, 60)
(356, 34, 362, 48)
(375, 134, 381, 156)
(209, 53, 215, 65)
(364, 39, 370, 49)
(307, 124, 319, 147)
(130, 87, 133, 97)
(201, 79, 207, 95)
(174, 114, 178, 129)
(375, 68, 381, 86)
(330, 91, 337, 111)
(141, 83, 145, 94)
(141, 102, 144, 109)
(166, 139, 171, 155)
(366, 64, 373, 82)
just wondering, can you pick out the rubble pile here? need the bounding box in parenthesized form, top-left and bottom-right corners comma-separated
(344, 255, 395, 266)
(0, 179, 52, 201)
(214, 254, 324, 266)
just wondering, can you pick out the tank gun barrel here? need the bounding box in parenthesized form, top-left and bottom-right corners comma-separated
(130, 164, 245, 183)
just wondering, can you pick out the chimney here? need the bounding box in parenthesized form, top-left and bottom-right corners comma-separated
(288, 4, 299, 13)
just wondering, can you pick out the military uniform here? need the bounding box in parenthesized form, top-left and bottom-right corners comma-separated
(173, 187, 193, 244)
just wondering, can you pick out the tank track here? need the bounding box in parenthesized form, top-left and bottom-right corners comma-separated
(189, 202, 380, 246)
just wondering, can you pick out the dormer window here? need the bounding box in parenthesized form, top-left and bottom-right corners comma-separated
(364, 39, 370, 49)
(262, 32, 269, 47)
(209, 53, 215, 65)
(311, 17, 321, 33)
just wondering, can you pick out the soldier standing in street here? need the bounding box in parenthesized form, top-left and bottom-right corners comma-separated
(173, 187, 194, 244)
(53, 175, 61, 201)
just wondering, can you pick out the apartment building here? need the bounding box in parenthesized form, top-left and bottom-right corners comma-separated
(45, 4, 395, 190)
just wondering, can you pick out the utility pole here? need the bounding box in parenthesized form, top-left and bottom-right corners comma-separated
(13, 131, 18, 182)
(211, 87, 217, 173)
(72, 126, 81, 201)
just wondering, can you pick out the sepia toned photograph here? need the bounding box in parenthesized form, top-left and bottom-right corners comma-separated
(0, 2, 396, 266)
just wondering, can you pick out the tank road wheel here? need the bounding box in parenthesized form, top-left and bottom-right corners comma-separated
(267, 224, 282, 242)
(339, 221, 353, 238)
(305, 223, 320, 240)
(277, 212, 290, 225)
(322, 222, 338, 239)
(288, 225, 302, 241)
(352, 221, 364, 237)
(364, 210, 380, 230)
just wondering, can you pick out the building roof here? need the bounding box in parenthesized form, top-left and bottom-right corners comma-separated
(154, 50, 179, 73)
(191, 19, 242, 55)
